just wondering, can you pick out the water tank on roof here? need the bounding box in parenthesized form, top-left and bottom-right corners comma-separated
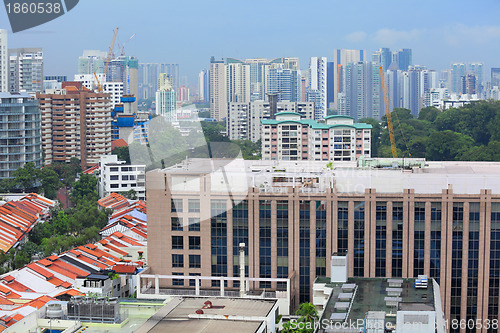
(46, 303, 64, 319)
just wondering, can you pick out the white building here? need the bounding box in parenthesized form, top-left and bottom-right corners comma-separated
(0, 29, 7, 92)
(155, 74, 177, 123)
(9, 48, 44, 94)
(309, 57, 327, 119)
(98, 155, 146, 200)
(261, 113, 372, 161)
(73, 74, 124, 107)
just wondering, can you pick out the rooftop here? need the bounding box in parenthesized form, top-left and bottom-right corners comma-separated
(157, 158, 500, 195)
(136, 297, 275, 333)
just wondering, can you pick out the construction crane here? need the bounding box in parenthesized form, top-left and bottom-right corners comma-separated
(95, 27, 119, 92)
(379, 66, 398, 158)
(119, 33, 136, 57)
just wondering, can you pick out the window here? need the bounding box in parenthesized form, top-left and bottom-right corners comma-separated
(189, 255, 201, 268)
(110, 167, 119, 172)
(110, 184, 119, 189)
(172, 272, 184, 286)
(172, 254, 183, 268)
(110, 175, 119, 180)
(189, 273, 201, 287)
(188, 199, 200, 212)
(188, 218, 200, 231)
(171, 217, 183, 231)
(172, 236, 183, 249)
(122, 175, 129, 181)
(171, 199, 183, 212)
(189, 236, 200, 250)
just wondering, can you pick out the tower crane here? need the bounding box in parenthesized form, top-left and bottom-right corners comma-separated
(94, 27, 119, 92)
(119, 33, 136, 57)
(379, 66, 398, 158)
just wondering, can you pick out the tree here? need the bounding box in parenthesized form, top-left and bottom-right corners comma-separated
(113, 146, 131, 164)
(426, 130, 474, 161)
(418, 106, 440, 122)
(71, 174, 99, 204)
(12, 162, 38, 192)
(38, 167, 62, 199)
(124, 189, 137, 200)
(295, 303, 319, 322)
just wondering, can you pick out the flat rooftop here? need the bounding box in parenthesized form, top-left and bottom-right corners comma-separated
(319, 277, 435, 330)
(156, 158, 500, 194)
(136, 297, 276, 333)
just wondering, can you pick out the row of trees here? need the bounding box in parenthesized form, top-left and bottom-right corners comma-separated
(362, 100, 500, 161)
(0, 158, 81, 199)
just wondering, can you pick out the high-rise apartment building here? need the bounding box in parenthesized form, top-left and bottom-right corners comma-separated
(261, 113, 371, 161)
(227, 100, 314, 142)
(342, 61, 383, 120)
(461, 74, 477, 95)
(0, 30, 7, 92)
(138, 63, 179, 99)
(155, 74, 177, 122)
(332, 49, 365, 111)
(267, 67, 301, 103)
(9, 48, 43, 94)
(225, 59, 251, 105)
(209, 58, 227, 121)
(37, 82, 112, 169)
(0, 92, 42, 178)
(308, 57, 327, 119)
(198, 69, 210, 103)
(147, 158, 500, 327)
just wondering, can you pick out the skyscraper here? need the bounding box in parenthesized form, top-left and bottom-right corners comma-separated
(492, 68, 500, 88)
(198, 69, 210, 103)
(138, 63, 179, 99)
(394, 48, 412, 71)
(0, 30, 7, 92)
(308, 57, 327, 119)
(225, 58, 251, 104)
(267, 67, 301, 103)
(450, 63, 466, 94)
(77, 50, 106, 75)
(332, 49, 365, 111)
(156, 74, 177, 122)
(9, 48, 44, 94)
(343, 61, 383, 120)
(372, 48, 392, 70)
(209, 58, 226, 120)
(469, 63, 483, 94)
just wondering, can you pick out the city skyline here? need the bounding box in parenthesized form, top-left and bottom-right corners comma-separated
(1, 0, 500, 87)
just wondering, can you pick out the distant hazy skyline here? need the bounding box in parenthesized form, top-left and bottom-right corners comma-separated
(2, 0, 500, 87)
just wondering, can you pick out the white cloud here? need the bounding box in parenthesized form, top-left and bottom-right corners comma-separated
(372, 28, 423, 46)
(345, 31, 367, 43)
(443, 24, 500, 46)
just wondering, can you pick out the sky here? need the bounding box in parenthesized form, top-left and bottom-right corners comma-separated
(2, 0, 500, 88)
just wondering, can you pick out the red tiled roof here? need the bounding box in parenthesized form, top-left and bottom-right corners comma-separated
(83, 164, 99, 175)
(111, 138, 128, 150)
(112, 264, 137, 274)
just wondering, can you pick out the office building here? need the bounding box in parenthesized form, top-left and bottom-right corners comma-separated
(9, 48, 43, 94)
(98, 155, 146, 200)
(209, 57, 227, 120)
(332, 49, 365, 111)
(155, 74, 177, 122)
(37, 82, 112, 169)
(147, 157, 500, 327)
(44, 75, 67, 83)
(326, 62, 335, 109)
(261, 113, 371, 161)
(198, 69, 210, 103)
(0, 30, 8, 92)
(0, 92, 42, 178)
(308, 57, 328, 119)
(227, 101, 314, 142)
(450, 63, 466, 94)
(461, 74, 477, 95)
(138, 63, 179, 99)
